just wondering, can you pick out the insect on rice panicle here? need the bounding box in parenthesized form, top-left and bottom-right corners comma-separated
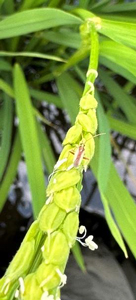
(70, 132, 105, 169)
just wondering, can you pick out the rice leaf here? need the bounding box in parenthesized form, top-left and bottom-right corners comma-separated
(0, 51, 65, 62)
(43, 29, 81, 49)
(57, 72, 80, 124)
(99, 2, 136, 13)
(72, 241, 86, 272)
(0, 131, 22, 211)
(0, 8, 82, 39)
(0, 59, 12, 71)
(100, 40, 136, 79)
(108, 116, 136, 140)
(95, 91, 111, 193)
(0, 93, 13, 181)
(14, 64, 45, 218)
(99, 69, 136, 125)
(91, 141, 136, 257)
(36, 121, 56, 174)
(101, 193, 128, 258)
(0, 78, 14, 98)
(99, 56, 136, 85)
(30, 88, 63, 109)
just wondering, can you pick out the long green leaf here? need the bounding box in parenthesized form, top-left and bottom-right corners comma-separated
(0, 8, 82, 39)
(30, 88, 63, 109)
(0, 51, 65, 62)
(57, 72, 80, 124)
(107, 116, 136, 140)
(95, 91, 111, 193)
(0, 59, 12, 71)
(37, 121, 56, 175)
(0, 93, 13, 181)
(91, 141, 136, 257)
(100, 18, 136, 49)
(0, 131, 22, 211)
(99, 2, 136, 13)
(101, 193, 128, 258)
(0, 78, 14, 98)
(99, 56, 136, 85)
(14, 63, 45, 218)
(100, 40, 136, 80)
(43, 29, 81, 49)
(72, 242, 86, 272)
(99, 69, 136, 125)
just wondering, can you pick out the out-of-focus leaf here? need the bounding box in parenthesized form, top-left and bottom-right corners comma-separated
(57, 72, 80, 124)
(91, 141, 136, 257)
(43, 29, 81, 49)
(0, 59, 12, 71)
(20, 0, 46, 10)
(107, 116, 136, 140)
(79, 0, 90, 9)
(14, 64, 45, 218)
(0, 131, 22, 211)
(0, 51, 65, 62)
(101, 193, 128, 258)
(99, 69, 136, 125)
(55, 46, 89, 77)
(0, 93, 13, 181)
(99, 56, 136, 85)
(95, 91, 111, 193)
(0, 8, 82, 39)
(30, 88, 63, 109)
(72, 242, 86, 272)
(99, 2, 136, 13)
(36, 121, 56, 175)
(0, 78, 14, 98)
(100, 40, 136, 80)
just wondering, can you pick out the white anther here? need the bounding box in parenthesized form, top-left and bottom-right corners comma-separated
(54, 158, 67, 170)
(19, 277, 25, 295)
(41, 245, 45, 252)
(86, 69, 98, 78)
(46, 195, 53, 205)
(76, 226, 98, 251)
(85, 236, 98, 251)
(79, 225, 86, 235)
(15, 289, 19, 298)
(56, 269, 67, 288)
(67, 164, 74, 171)
(41, 291, 54, 300)
(53, 178, 57, 184)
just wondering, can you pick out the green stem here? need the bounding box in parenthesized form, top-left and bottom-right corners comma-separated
(83, 23, 99, 95)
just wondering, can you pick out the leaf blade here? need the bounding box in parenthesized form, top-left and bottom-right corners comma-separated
(0, 8, 82, 39)
(14, 63, 46, 217)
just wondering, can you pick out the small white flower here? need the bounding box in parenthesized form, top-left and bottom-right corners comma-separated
(85, 236, 98, 251)
(76, 225, 98, 251)
(41, 291, 54, 300)
(56, 269, 67, 288)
